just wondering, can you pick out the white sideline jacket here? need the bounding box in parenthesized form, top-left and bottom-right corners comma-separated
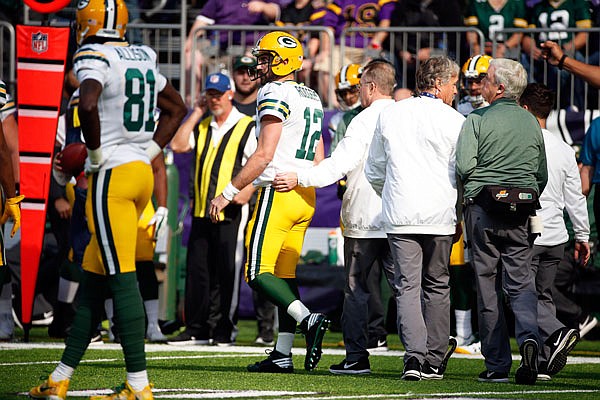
(365, 96, 465, 235)
(535, 129, 590, 246)
(297, 98, 395, 238)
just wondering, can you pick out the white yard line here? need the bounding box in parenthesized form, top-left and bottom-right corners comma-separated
(2, 342, 600, 364)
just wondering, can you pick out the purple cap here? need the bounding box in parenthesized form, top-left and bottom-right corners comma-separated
(205, 72, 231, 92)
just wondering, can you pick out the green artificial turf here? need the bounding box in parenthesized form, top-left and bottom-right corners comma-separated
(2, 320, 599, 400)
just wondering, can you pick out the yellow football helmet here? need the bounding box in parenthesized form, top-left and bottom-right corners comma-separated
(76, 0, 128, 45)
(335, 63, 362, 90)
(462, 54, 493, 79)
(251, 31, 303, 80)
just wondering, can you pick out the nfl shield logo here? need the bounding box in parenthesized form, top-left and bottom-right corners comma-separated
(32, 31, 48, 54)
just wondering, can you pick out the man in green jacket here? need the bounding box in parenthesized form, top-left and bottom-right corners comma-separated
(456, 58, 548, 386)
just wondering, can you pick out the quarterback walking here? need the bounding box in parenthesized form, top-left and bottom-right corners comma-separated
(210, 31, 331, 373)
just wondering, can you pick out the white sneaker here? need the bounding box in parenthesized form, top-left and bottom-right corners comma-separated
(455, 334, 476, 347)
(579, 315, 598, 339)
(0, 312, 14, 340)
(455, 334, 481, 354)
(147, 324, 168, 343)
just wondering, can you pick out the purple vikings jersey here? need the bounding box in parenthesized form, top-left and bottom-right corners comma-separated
(312, 0, 397, 48)
(197, 0, 281, 48)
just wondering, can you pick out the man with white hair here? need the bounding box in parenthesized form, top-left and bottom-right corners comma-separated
(456, 58, 548, 386)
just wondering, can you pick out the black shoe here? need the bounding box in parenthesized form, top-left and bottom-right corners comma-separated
(367, 336, 388, 352)
(478, 370, 509, 383)
(329, 358, 371, 375)
(402, 357, 421, 381)
(515, 338, 538, 385)
(439, 336, 458, 375)
(421, 361, 443, 380)
(167, 331, 210, 345)
(546, 327, 578, 375)
(537, 362, 552, 381)
(299, 313, 330, 371)
(247, 349, 294, 373)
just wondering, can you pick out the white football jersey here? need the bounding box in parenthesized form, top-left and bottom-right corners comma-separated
(254, 80, 324, 187)
(73, 41, 167, 170)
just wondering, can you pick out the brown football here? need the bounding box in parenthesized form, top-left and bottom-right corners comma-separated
(57, 142, 87, 177)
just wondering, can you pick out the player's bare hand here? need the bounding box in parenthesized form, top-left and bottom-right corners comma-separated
(273, 172, 298, 192)
(209, 194, 230, 223)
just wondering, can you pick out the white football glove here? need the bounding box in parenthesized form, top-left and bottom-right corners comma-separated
(85, 147, 103, 175)
(148, 206, 169, 253)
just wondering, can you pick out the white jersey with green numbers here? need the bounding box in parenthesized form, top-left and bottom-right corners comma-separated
(72, 41, 167, 170)
(254, 80, 324, 187)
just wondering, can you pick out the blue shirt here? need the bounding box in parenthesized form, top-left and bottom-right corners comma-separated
(580, 116, 600, 183)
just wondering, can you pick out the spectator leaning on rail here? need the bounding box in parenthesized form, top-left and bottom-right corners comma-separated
(184, 0, 281, 99)
(463, 0, 527, 58)
(308, 0, 397, 105)
(365, 56, 465, 381)
(456, 58, 547, 386)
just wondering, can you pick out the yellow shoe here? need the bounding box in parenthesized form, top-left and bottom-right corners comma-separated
(29, 375, 69, 400)
(90, 381, 153, 400)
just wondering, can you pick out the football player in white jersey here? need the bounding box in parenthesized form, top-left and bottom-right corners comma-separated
(29, 0, 186, 399)
(209, 30, 331, 373)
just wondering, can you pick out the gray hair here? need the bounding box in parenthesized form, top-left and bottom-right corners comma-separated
(489, 58, 527, 100)
(415, 56, 460, 93)
(362, 59, 397, 96)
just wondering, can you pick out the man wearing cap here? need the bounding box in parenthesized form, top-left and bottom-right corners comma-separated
(169, 72, 258, 346)
(232, 56, 260, 117)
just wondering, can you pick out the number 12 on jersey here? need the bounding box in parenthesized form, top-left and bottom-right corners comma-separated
(295, 107, 323, 161)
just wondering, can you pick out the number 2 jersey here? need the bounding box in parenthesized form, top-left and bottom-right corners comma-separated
(72, 41, 167, 170)
(464, 0, 528, 44)
(254, 80, 324, 187)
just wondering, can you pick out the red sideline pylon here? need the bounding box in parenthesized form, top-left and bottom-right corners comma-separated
(16, 25, 69, 339)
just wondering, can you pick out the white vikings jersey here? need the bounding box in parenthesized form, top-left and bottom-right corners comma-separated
(73, 41, 167, 170)
(254, 80, 324, 187)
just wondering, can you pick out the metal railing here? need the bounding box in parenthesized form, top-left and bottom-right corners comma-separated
(9, 10, 600, 112)
(496, 27, 600, 111)
(0, 20, 16, 93)
(341, 26, 485, 91)
(187, 24, 335, 108)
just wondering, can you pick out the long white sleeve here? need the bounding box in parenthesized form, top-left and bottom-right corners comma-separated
(297, 123, 366, 188)
(364, 116, 387, 197)
(563, 151, 590, 243)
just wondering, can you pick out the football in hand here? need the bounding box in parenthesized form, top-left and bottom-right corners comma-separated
(56, 142, 87, 177)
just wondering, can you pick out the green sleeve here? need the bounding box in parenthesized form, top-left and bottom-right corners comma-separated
(536, 132, 548, 195)
(456, 114, 480, 181)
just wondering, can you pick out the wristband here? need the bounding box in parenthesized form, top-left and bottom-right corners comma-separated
(221, 182, 240, 202)
(557, 54, 568, 70)
(87, 147, 103, 164)
(145, 140, 163, 161)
